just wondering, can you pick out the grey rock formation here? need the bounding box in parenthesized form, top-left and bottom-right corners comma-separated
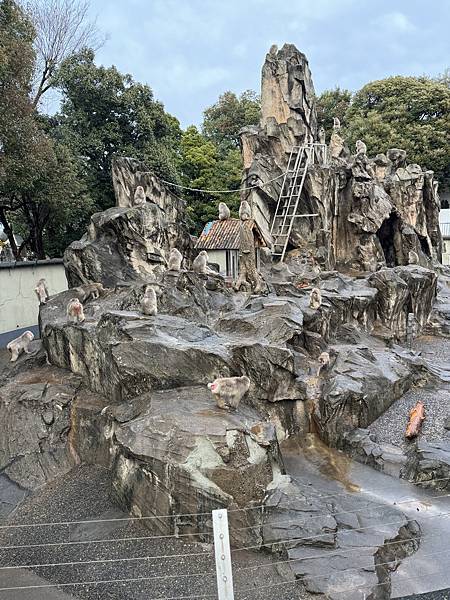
(404, 434, 450, 491)
(64, 157, 192, 287)
(0, 349, 82, 490)
(3, 42, 448, 599)
(240, 45, 442, 273)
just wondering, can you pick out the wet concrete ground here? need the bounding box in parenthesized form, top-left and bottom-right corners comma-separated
(281, 434, 450, 600)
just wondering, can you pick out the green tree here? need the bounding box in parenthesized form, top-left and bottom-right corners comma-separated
(202, 90, 260, 151)
(179, 90, 259, 234)
(0, 0, 92, 259)
(316, 87, 352, 138)
(180, 126, 242, 232)
(54, 49, 182, 211)
(344, 76, 450, 186)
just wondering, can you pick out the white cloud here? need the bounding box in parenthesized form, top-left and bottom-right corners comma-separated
(373, 11, 416, 33)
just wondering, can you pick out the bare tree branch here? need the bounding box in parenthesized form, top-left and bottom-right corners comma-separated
(20, 0, 105, 108)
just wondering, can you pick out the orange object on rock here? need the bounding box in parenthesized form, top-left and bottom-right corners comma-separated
(405, 401, 425, 439)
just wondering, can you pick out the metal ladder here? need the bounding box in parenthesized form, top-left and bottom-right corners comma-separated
(270, 143, 318, 261)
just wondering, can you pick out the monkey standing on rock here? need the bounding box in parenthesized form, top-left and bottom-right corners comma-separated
(207, 376, 251, 410)
(167, 248, 183, 271)
(34, 279, 50, 304)
(67, 298, 85, 323)
(141, 286, 157, 316)
(7, 331, 34, 362)
(73, 282, 105, 302)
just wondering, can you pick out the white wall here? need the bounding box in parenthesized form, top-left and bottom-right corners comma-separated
(442, 239, 450, 266)
(0, 260, 67, 342)
(205, 250, 227, 275)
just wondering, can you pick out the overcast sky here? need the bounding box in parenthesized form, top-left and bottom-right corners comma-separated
(90, 0, 450, 128)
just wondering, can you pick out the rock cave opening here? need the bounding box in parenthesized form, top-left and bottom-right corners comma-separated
(417, 233, 432, 258)
(376, 212, 400, 267)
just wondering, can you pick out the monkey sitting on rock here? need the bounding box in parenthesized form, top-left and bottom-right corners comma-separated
(239, 200, 252, 221)
(355, 140, 367, 155)
(73, 282, 105, 303)
(133, 186, 146, 206)
(207, 376, 251, 410)
(167, 248, 183, 271)
(7, 331, 34, 362)
(34, 278, 50, 304)
(67, 298, 85, 323)
(218, 202, 231, 220)
(192, 250, 215, 275)
(309, 287, 322, 310)
(141, 286, 157, 316)
(317, 351, 330, 376)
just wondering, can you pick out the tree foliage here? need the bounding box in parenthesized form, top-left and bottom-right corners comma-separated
(54, 49, 182, 211)
(0, 0, 92, 259)
(22, 0, 104, 108)
(344, 76, 450, 186)
(180, 90, 260, 233)
(203, 90, 260, 151)
(316, 87, 351, 138)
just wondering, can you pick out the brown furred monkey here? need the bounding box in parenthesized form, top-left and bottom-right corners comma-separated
(309, 287, 322, 310)
(73, 282, 105, 303)
(207, 376, 251, 410)
(167, 248, 183, 271)
(355, 140, 367, 155)
(218, 202, 231, 220)
(239, 200, 252, 221)
(34, 278, 50, 304)
(67, 298, 85, 323)
(7, 331, 34, 362)
(317, 351, 330, 376)
(141, 286, 157, 316)
(133, 185, 146, 206)
(192, 250, 214, 275)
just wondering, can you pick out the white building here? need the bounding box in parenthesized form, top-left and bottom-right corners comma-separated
(195, 218, 266, 279)
(440, 209, 450, 266)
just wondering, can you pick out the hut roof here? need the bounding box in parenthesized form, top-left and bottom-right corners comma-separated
(195, 219, 266, 250)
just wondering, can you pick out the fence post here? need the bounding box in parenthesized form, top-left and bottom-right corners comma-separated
(212, 508, 234, 600)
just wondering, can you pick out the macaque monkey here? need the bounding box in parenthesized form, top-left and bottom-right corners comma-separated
(317, 352, 330, 376)
(408, 250, 419, 265)
(34, 278, 50, 304)
(309, 287, 322, 310)
(133, 186, 146, 206)
(207, 376, 251, 410)
(193, 250, 213, 275)
(239, 200, 252, 221)
(333, 117, 341, 131)
(318, 126, 326, 145)
(141, 286, 157, 316)
(218, 202, 231, 220)
(355, 140, 367, 155)
(167, 248, 183, 271)
(73, 282, 105, 302)
(7, 331, 34, 362)
(67, 298, 85, 323)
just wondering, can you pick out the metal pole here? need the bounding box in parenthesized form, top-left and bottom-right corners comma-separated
(212, 509, 234, 600)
